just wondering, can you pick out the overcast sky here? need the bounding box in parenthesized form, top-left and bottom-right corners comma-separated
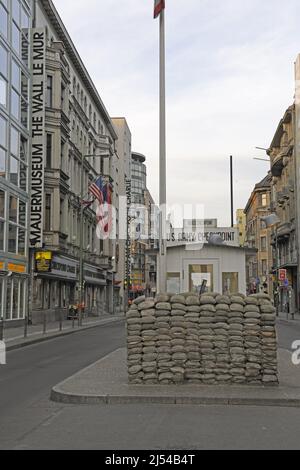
(54, 0, 300, 226)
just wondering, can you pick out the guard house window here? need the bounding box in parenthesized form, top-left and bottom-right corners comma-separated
(46, 134, 52, 168)
(46, 75, 53, 107)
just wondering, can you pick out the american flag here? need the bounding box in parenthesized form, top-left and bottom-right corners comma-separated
(96, 183, 113, 240)
(89, 176, 104, 204)
(154, 0, 165, 18)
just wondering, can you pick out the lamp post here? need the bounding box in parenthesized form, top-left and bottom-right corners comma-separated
(78, 152, 111, 326)
(261, 213, 281, 315)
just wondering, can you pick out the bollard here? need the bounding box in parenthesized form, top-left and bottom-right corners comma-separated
(43, 312, 47, 334)
(0, 317, 3, 342)
(59, 309, 63, 332)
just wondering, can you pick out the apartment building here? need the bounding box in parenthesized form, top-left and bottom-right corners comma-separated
(28, 0, 118, 322)
(244, 174, 273, 295)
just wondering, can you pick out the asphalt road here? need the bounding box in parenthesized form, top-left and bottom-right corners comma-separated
(1, 320, 300, 450)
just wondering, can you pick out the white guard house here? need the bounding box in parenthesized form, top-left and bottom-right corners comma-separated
(165, 242, 256, 295)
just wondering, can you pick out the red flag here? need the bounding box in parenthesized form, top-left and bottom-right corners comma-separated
(154, 0, 165, 19)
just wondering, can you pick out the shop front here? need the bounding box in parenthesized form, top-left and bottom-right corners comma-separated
(0, 259, 28, 327)
(32, 253, 78, 324)
(84, 264, 107, 316)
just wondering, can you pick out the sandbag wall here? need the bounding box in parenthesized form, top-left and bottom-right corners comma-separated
(126, 293, 278, 385)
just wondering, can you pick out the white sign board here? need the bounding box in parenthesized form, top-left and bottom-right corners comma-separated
(30, 28, 46, 248)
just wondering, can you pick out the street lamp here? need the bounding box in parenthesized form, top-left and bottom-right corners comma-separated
(261, 213, 281, 315)
(78, 151, 111, 326)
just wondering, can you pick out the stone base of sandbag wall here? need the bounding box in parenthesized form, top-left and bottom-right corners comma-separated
(126, 292, 278, 386)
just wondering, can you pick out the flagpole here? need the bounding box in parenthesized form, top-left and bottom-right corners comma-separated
(158, 7, 167, 293)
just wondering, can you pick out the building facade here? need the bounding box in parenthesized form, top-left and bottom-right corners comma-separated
(0, 0, 32, 324)
(130, 152, 147, 296)
(235, 209, 246, 246)
(111, 117, 132, 309)
(267, 104, 298, 310)
(244, 174, 273, 295)
(144, 188, 158, 297)
(28, 0, 118, 322)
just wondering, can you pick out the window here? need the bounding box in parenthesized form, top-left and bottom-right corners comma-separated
(46, 134, 52, 168)
(0, 189, 4, 218)
(222, 272, 239, 295)
(0, 76, 6, 107)
(10, 155, 19, 185)
(11, 89, 20, 119)
(45, 194, 51, 231)
(189, 264, 214, 293)
(167, 273, 180, 294)
(46, 75, 53, 107)
(0, 3, 8, 38)
(12, 60, 20, 91)
(11, 126, 19, 157)
(61, 83, 65, 109)
(261, 236, 267, 251)
(262, 193, 267, 207)
(8, 224, 17, 253)
(0, 147, 5, 177)
(12, 22, 20, 54)
(0, 43, 8, 77)
(0, 114, 6, 146)
(9, 195, 18, 223)
(261, 259, 267, 276)
(12, 0, 20, 26)
(0, 220, 4, 250)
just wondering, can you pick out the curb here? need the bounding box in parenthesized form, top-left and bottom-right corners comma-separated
(6, 317, 125, 352)
(50, 387, 300, 408)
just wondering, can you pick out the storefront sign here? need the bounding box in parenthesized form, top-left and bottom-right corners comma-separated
(35, 251, 52, 273)
(29, 28, 46, 248)
(51, 256, 77, 280)
(7, 263, 26, 274)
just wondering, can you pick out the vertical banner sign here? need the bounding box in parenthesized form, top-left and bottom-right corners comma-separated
(125, 179, 132, 287)
(30, 28, 46, 248)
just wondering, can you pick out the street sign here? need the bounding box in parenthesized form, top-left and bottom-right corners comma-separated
(279, 269, 287, 281)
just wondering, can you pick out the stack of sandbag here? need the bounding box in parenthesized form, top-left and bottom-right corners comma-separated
(126, 299, 143, 384)
(126, 291, 278, 386)
(183, 294, 201, 384)
(139, 298, 157, 384)
(257, 294, 278, 385)
(155, 295, 172, 384)
(198, 294, 217, 384)
(214, 294, 231, 383)
(228, 295, 246, 384)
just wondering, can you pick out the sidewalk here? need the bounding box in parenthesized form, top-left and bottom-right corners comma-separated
(3, 314, 125, 351)
(277, 311, 300, 326)
(51, 347, 300, 408)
